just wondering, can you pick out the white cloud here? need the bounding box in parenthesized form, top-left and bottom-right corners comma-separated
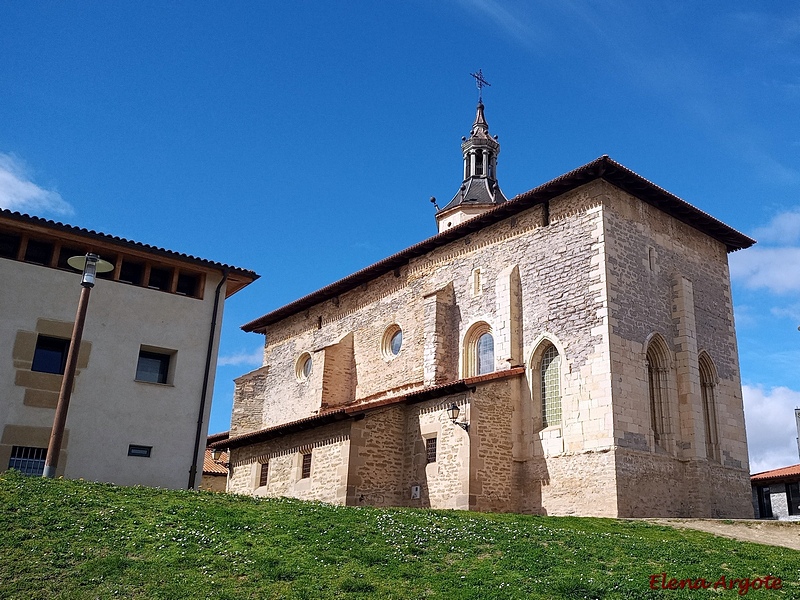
(217, 347, 263, 367)
(770, 303, 800, 322)
(0, 153, 73, 216)
(729, 247, 800, 293)
(752, 208, 800, 245)
(743, 384, 800, 473)
(454, 0, 540, 49)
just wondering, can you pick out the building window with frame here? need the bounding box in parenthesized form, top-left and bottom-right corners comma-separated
(135, 348, 172, 384)
(24, 239, 54, 265)
(296, 353, 313, 382)
(259, 461, 269, 487)
(698, 352, 720, 462)
(8, 446, 47, 476)
(646, 336, 671, 451)
(540, 344, 562, 428)
(382, 324, 403, 359)
(31, 335, 70, 375)
(471, 267, 482, 296)
(463, 322, 494, 377)
(476, 333, 494, 375)
(301, 452, 312, 479)
(426, 437, 437, 464)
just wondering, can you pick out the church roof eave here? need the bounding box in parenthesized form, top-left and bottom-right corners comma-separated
(212, 368, 526, 450)
(242, 155, 755, 333)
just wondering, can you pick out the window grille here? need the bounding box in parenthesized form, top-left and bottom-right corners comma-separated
(301, 453, 312, 479)
(426, 437, 437, 464)
(541, 345, 562, 427)
(127, 445, 152, 458)
(259, 461, 269, 487)
(8, 446, 47, 476)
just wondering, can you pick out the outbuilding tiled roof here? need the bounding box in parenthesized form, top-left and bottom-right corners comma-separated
(202, 449, 229, 476)
(210, 367, 526, 450)
(751, 463, 800, 483)
(243, 156, 754, 333)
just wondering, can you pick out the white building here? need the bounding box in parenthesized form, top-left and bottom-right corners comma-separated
(0, 209, 257, 488)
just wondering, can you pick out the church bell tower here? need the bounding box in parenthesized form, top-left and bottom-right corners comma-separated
(435, 71, 508, 232)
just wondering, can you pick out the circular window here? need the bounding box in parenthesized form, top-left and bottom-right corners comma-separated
(382, 325, 403, 359)
(296, 353, 312, 381)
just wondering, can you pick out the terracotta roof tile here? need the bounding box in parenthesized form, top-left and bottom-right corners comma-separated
(202, 449, 228, 475)
(751, 463, 800, 482)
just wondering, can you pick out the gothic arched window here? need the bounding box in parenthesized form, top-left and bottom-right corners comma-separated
(699, 352, 720, 462)
(540, 344, 562, 428)
(646, 336, 670, 451)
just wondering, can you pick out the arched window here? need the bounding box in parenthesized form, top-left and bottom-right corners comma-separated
(463, 322, 494, 377)
(540, 344, 562, 427)
(476, 332, 494, 375)
(699, 352, 720, 462)
(646, 336, 670, 451)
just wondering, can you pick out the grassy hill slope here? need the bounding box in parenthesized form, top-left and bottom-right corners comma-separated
(0, 471, 797, 599)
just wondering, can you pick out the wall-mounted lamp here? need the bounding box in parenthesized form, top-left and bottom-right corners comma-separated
(447, 403, 469, 432)
(211, 448, 220, 461)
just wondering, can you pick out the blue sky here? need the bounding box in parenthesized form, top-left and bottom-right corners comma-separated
(1, 2, 799, 473)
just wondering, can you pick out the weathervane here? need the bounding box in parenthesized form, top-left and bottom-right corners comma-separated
(470, 69, 491, 103)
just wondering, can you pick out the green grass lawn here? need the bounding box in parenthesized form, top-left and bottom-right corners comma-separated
(0, 471, 796, 599)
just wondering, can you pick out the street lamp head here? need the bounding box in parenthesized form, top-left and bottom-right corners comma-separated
(67, 253, 114, 288)
(447, 403, 460, 423)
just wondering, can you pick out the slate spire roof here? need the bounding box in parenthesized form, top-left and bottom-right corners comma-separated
(438, 101, 508, 214)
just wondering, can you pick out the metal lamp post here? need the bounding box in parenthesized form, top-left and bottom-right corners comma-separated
(42, 253, 114, 479)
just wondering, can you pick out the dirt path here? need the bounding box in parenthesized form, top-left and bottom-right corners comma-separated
(647, 519, 800, 551)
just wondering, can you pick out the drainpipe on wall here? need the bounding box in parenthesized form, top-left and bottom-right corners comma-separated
(188, 268, 228, 489)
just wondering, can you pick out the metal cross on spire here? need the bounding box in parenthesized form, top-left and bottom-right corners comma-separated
(470, 69, 491, 102)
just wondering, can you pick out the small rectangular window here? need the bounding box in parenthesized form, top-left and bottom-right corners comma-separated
(148, 266, 172, 291)
(176, 272, 200, 297)
(135, 349, 171, 384)
(426, 437, 437, 464)
(259, 461, 269, 487)
(128, 445, 152, 458)
(31, 335, 70, 375)
(24, 239, 54, 265)
(301, 453, 312, 479)
(0, 231, 21, 259)
(472, 267, 482, 295)
(119, 260, 144, 285)
(8, 446, 47, 476)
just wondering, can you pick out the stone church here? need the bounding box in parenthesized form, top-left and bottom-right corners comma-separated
(212, 99, 755, 518)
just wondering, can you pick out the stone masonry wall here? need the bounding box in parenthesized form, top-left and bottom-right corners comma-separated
(348, 406, 407, 507)
(227, 420, 350, 504)
(602, 184, 751, 517)
(470, 378, 517, 512)
(403, 395, 470, 510)
(232, 182, 614, 452)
